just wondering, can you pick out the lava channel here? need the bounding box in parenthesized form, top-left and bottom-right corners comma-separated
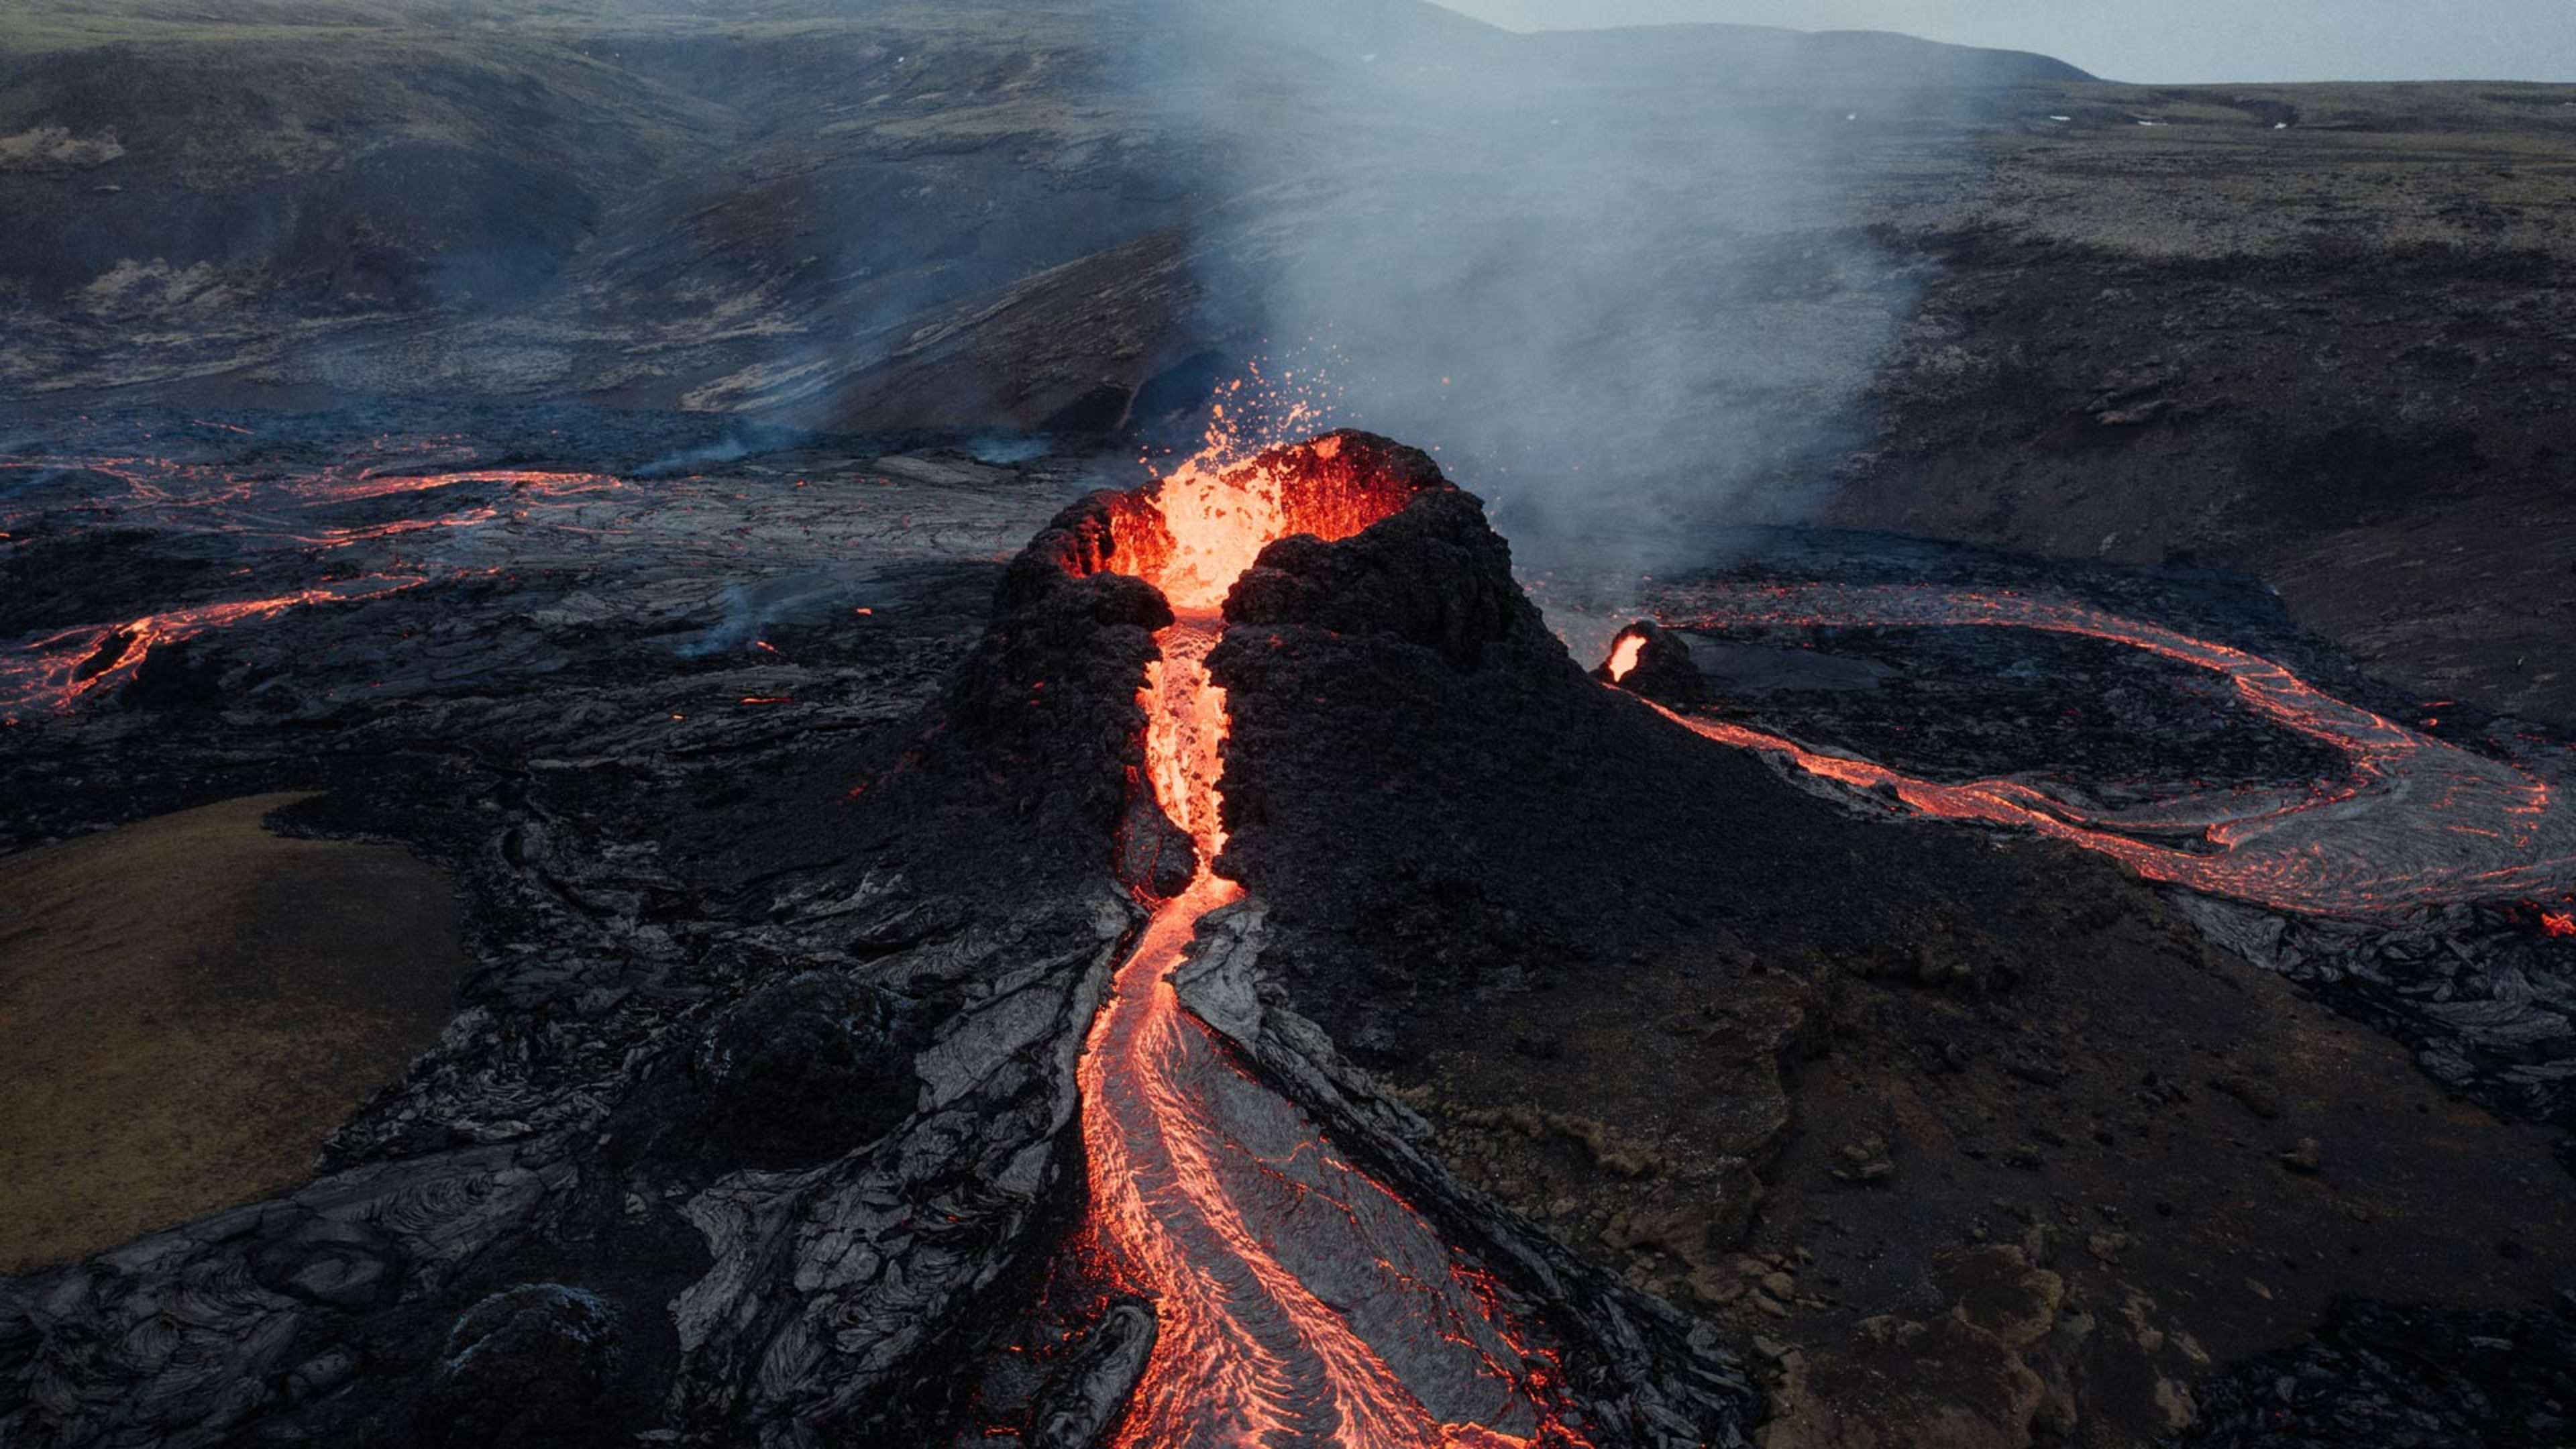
(0, 439, 624, 720)
(1074, 437, 1590, 1448)
(1619, 582, 2576, 920)
(0, 575, 430, 720)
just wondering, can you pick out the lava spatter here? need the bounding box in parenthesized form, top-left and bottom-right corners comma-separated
(1069, 432, 1591, 1448)
(1609, 583, 2576, 920)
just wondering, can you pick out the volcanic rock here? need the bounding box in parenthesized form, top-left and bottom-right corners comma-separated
(2276, 1138, 2322, 1176)
(1026, 1300, 1158, 1449)
(0, 435, 1167, 1448)
(249, 1212, 409, 1311)
(2176, 1295, 2576, 1449)
(869, 487, 1175, 896)
(3, 410, 2573, 1449)
(419, 1283, 624, 1449)
(1227, 488, 1528, 671)
(1199, 449, 2576, 1448)
(686, 971, 916, 1167)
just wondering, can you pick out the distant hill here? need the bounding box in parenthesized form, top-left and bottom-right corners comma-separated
(0, 0, 2087, 419)
(1520, 22, 2094, 89)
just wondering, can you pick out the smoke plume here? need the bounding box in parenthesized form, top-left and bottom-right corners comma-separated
(1134, 0, 2000, 574)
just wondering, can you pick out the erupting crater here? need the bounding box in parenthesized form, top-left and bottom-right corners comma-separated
(1060, 433, 1593, 1448)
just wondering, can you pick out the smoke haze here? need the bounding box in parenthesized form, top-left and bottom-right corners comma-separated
(1432, 1, 2576, 85)
(1136, 1, 2005, 570)
(0, 0, 2071, 580)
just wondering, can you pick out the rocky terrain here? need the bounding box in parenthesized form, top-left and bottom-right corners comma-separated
(6, 6, 2566, 731)
(0, 0, 2069, 421)
(1841, 80, 2576, 730)
(3, 4, 2574, 1448)
(1, 413, 2568, 1446)
(1210, 508, 2576, 1448)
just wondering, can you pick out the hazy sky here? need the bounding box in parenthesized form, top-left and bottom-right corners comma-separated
(1431, 1, 2576, 83)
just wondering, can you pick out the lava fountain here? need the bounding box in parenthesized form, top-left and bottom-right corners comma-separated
(1071, 434, 1591, 1448)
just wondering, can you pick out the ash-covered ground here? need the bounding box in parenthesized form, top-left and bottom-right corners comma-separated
(1, 412, 2570, 1448)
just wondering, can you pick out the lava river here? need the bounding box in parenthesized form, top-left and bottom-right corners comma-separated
(1615, 582, 2576, 921)
(1073, 443, 1588, 1448)
(0, 436, 623, 719)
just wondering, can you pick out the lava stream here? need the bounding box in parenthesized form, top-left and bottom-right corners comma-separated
(1073, 439, 1587, 1448)
(1633, 583, 2576, 919)
(0, 576, 429, 720)
(0, 440, 626, 720)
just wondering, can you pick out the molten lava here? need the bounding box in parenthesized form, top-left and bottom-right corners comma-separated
(0, 440, 625, 720)
(1604, 634, 1646, 683)
(1073, 435, 1589, 1448)
(1134, 436, 1418, 612)
(1625, 583, 2576, 921)
(0, 576, 429, 720)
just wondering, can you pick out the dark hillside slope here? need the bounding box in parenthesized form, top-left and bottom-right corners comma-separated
(1837, 78, 2576, 727)
(0, 0, 2084, 417)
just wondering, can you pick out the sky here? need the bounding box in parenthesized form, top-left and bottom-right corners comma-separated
(1430, 1, 2576, 83)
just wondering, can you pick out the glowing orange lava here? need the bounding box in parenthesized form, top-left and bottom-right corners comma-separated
(2542, 909, 2576, 939)
(1073, 431, 1588, 1448)
(1604, 634, 1645, 682)
(0, 576, 429, 720)
(1633, 583, 2576, 920)
(1, 442, 626, 719)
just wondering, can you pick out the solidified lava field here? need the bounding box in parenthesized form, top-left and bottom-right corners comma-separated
(3, 409, 2575, 1449)
(7, 3, 2576, 1444)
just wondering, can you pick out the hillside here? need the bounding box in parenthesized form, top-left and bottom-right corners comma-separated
(0, 0, 2078, 426)
(1839, 78, 2576, 728)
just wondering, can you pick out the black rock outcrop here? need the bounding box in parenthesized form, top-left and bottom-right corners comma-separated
(687, 972, 918, 1168)
(2174, 1294, 2576, 1448)
(1592, 621, 1711, 710)
(419, 1284, 625, 1449)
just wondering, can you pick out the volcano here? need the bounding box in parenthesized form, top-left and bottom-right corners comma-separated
(7, 1, 2576, 1442)
(3, 422, 2574, 1449)
(885, 432, 1754, 1447)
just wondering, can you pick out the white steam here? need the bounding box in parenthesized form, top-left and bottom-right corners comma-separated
(1136, 1, 1994, 571)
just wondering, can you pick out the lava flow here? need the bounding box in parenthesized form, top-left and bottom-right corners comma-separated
(1621, 582, 2576, 920)
(0, 575, 430, 720)
(1073, 437, 1589, 1448)
(1, 437, 626, 720)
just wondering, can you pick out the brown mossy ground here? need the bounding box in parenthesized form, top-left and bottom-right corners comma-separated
(0, 792, 466, 1271)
